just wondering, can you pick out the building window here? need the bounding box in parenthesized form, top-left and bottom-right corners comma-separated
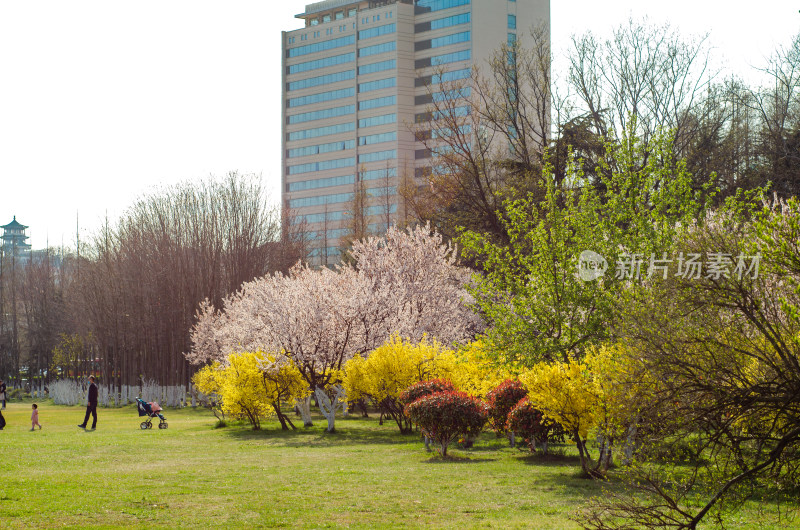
(358, 23, 396, 40)
(287, 104, 355, 125)
(287, 139, 355, 159)
(287, 69, 355, 91)
(508, 14, 516, 29)
(287, 158, 356, 177)
(289, 191, 354, 208)
(335, 11, 344, 20)
(359, 131, 397, 146)
(359, 41, 396, 57)
(287, 122, 356, 142)
(287, 34, 355, 58)
(508, 32, 516, 45)
(415, 0, 470, 14)
(358, 113, 396, 128)
(358, 59, 396, 75)
(322, 14, 331, 23)
(287, 87, 355, 108)
(358, 77, 396, 93)
(288, 174, 355, 192)
(359, 150, 397, 164)
(359, 95, 396, 111)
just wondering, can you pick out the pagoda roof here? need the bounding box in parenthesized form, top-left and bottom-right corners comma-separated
(1, 216, 27, 230)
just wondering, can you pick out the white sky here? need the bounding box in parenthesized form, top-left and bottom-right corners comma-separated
(0, 1, 797, 249)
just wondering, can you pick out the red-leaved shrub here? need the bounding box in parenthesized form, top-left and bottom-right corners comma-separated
(398, 378, 455, 407)
(486, 379, 528, 436)
(404, 390, 488, 456)
(506, 397, 565, 453)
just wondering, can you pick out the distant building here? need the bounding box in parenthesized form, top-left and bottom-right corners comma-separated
(1, 217, 32, 257)
(281, 0, 550, 262)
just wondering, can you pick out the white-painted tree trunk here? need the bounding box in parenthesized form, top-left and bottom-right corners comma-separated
(296, 395, 313, 427)
(315, 385, 346, 432)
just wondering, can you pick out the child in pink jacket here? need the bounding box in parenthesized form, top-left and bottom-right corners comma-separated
(31, 403, 42, 431)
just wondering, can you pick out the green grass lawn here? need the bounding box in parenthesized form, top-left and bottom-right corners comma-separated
(0, 401, 796, 529)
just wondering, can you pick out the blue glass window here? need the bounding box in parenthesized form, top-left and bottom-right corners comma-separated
(287, 157, 356, 175)
(359, 95, 396, 111)
(288, 174, 355, 192)
(507, 14, 516, 29)
(358, 113, 396, 128)
(288, 52, 355, 75)
(358, 59, 396, 75)
(288, 122, 355, 141)
(508, 32, 516, 45)
(287, 70, 355, 91)
(358, 149, 397, 163)
(358, 77, 395, 93)
(358, 23, 396, 40)
(289, 192, 354, 208)
(366, 204, 398, 215)
(430, 12, 470, 30)
(361, 167, 397, 180)
(367, 186, 396, 197)
(287, 139, 355, 158)
(293, 210, 347, 224)
(431, 31, 470, 49)
(287, 35, 355, 58)
(287, 87, 355, 108)
(432, 87, 471, 102)
(358, 131, 396, 145)
(359, 41, 396, 57)
(432, 68, 471, 83)
(288, 105, 355, 125)
(415, 0, 470, 14)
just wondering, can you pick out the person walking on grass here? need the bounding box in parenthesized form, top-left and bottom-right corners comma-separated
(0, 379, 6, 409)
(78, 376, 98, 431)
(30, 403, 42, 431)
(0, 408, 5, 430)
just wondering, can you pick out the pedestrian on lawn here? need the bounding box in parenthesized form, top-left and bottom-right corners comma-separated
(78, 376, 98, 431)
(31, 403, 42, 431)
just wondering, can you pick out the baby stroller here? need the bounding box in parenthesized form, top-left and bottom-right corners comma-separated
(136, 397, 168, 429)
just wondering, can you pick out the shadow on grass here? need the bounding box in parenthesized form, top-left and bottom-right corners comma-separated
(423, 454, 498, 464)
(219, 419, 419, 448)
(515, 452, 583, 468)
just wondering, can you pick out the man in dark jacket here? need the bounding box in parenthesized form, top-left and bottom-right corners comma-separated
(78, 376, 98, 430)
(0, 379, 6, 409)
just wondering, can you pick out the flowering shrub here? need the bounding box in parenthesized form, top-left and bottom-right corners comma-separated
(486, 379, 528, 436)
(344, 336, 454, 433)
(506, 397, 566, 453)
(404, 390, 488, 456)
(398, 378, 455, 407)
(445, 340, 520, 400)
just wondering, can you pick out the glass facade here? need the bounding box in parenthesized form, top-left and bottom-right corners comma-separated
(287, 69, 355, 91)
(366, 204, 398, 215)
(288, 122, 355, 142)
(359, 95, 396, 111)
(358, 77, 396, 93)
(431, 12, 470, 30)
(415, 0, 470, 14)
(359, 41, 396, 57)
(361, 167, 397, 180)
(289, 192, 354, 208)
(287, 139, 355, 158)
(288, 52, 354, 75)
(287, 87, 355, 108)
(358, 131, 396, 146)
(432, 68, 471, 83)
(358, 23, 396, 40)
(358, 149, 397, 163)
(288, 174, 355, 192)
(293, 210, 347, 224)
(287, 35, 355, 58)
(367, 186, 397, 197)
(288, 104, 355, 125)
(431, 31, 470, 49)
(358, 113, 396, 128)
(287, 157, 356, 175)
(358, 59, 396, 75)
(508, 14, 516, 29)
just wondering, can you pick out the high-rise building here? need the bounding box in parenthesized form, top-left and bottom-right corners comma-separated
(282, 0, 549, 261)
